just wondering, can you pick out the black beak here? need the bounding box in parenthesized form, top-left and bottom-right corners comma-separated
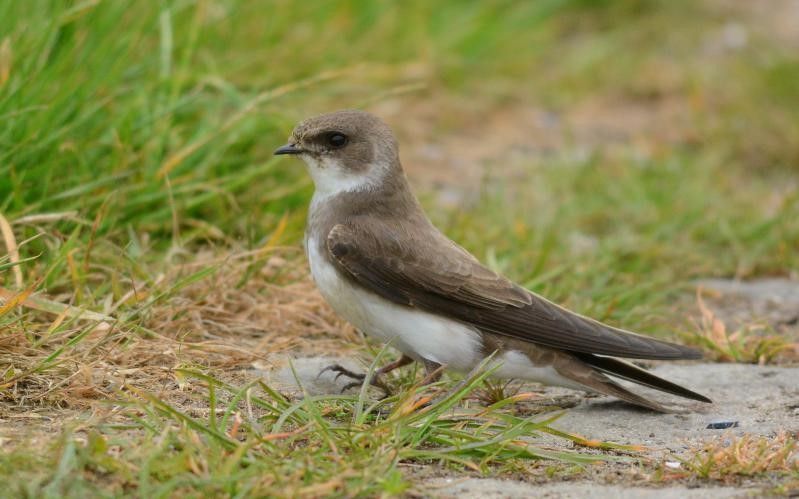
(274, 143, 303, 155)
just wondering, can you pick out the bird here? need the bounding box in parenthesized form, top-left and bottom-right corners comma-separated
(274, 109, 711, 412)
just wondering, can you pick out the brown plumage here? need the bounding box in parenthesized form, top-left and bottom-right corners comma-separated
(276, 109, 712, 412)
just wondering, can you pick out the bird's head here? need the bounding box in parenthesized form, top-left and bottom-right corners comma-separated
(275, 109, 400, 196)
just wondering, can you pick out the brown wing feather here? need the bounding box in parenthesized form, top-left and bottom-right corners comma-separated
(327, 221, 702, 360)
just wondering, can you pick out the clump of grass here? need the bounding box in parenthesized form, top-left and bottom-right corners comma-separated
(474, 378, 525, 406)
(685, 289, 798, 364)
(661, 433, 799, 484)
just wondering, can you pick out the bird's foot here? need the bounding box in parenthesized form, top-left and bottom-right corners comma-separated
(318, 363, 364, 382)
(317, 363, 391, 395)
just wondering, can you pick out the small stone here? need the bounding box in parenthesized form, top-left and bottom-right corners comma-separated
(706, 420, 739, 430)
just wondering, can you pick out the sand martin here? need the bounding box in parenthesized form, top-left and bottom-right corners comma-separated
(275, 109, 711, 411)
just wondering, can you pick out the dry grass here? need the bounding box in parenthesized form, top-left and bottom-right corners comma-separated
(660, 432, 799, 489)
(144, 250, 359, 356)
(0, 241, 359, 443)
(685, 288, 799, 364)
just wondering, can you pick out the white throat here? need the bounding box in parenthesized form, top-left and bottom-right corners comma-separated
(302, 154, 386, 201)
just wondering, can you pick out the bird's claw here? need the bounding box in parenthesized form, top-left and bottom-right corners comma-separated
(340, 381, 363, 393)
(318, 363, 365, 381)
(318, 363, 391, 395)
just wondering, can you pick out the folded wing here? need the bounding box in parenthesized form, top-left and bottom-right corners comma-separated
(327, 220, 701, 360)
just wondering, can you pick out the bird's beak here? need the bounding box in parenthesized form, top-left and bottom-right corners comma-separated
(274, 143, 303, 155)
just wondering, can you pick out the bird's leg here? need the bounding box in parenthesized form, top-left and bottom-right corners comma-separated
(376, 354, 415, 376)
(318, 354, 414, 393)
(419, 359, 444, 385)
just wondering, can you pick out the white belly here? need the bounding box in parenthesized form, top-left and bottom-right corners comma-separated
(490, 351, 588, 391)
(306, 236, 483, 370)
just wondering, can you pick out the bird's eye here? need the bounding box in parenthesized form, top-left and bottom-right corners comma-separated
(327, 132, 348, 148)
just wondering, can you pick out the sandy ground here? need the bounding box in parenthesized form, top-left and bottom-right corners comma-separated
(427, 480, 744, 499)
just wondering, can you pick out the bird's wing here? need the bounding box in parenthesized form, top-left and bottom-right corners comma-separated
(326, 221, 701, 360)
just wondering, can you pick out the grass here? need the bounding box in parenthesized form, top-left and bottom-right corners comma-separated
(658, 432, 799, 490)
(688, 288, 797, 364)
(3, 359, 625, 497)
(1, 0, 799, 495)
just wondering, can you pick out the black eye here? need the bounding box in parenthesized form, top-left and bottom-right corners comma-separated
(327, 132, 348, 148)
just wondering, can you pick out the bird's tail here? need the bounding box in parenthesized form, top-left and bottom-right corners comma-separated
(553, 353, 712, 413)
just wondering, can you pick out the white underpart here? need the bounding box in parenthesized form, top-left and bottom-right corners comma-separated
(307, 236, 483, 370)
(490, 351, 588, 390)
